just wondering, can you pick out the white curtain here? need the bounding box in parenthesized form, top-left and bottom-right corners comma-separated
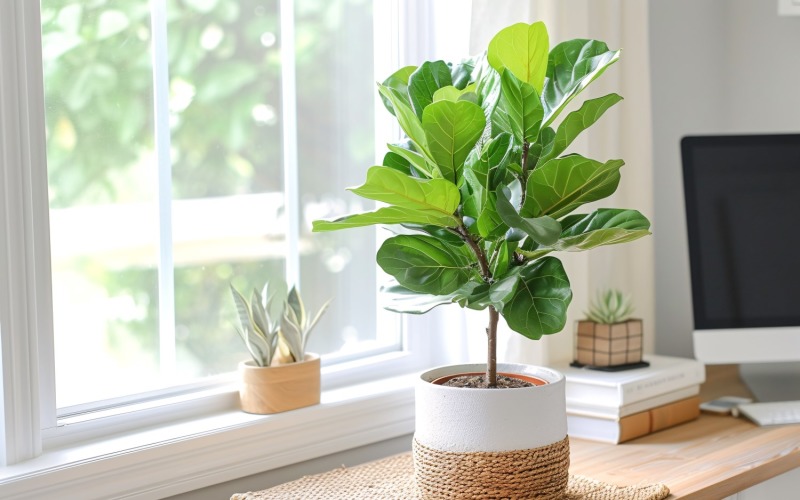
(467, 0, 656, 366)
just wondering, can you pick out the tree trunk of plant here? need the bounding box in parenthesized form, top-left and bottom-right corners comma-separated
(486, 306, 499, 387)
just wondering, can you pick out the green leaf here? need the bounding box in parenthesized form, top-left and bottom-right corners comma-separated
(487, 22, 549, 93)
(382, 151, 412, 175)
(522, 155, 623, 219)
(408, 61, 453, 118)
(376, 235, 473, 295)
(528, 126, 555, 168)
(500, 69, 544, 143)
(312, 206, 457, 231)
(496, 187, 561, 246)
(552, 209, 651, 251)
(386, 143, 434, 178)
(461, 133, 516, 238)
(349, 166, 459, 213)
(476, 64, 503, 129)
(499, 257, 572, 340)
(378, 84, 431, 161)
(379, 281, 460, 314)
(542, 40, 620, 127)
(449, 57, 477, 89)
(380, 65, 417, 116)
(422, 100, 486, 184)
(539, 93, 622, 164)
(490, 240, 513, 277)
(433, 85, 477, 103)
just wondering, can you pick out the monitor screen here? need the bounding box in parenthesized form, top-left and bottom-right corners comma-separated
(681, 134, 800, 331)
(682, 134, 800, 399)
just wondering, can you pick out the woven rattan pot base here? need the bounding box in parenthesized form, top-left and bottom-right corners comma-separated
(230, 451, 670, 500)
(413, 436, 570, 499)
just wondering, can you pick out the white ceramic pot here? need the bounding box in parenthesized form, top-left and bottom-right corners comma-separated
(415, 362, 567, 452)
(413, 363, 569, 499)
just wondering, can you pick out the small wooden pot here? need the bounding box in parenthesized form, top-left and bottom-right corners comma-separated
(238, 353, 320, 414)
(574, 319, 643, 367)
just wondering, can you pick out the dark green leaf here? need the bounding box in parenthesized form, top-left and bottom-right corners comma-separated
(408, 61, 453, 118)
(382, 151, 412, 175)
(539, 93, 622, 164)
(490, 240, 513, 277)
(500, 69, 544, 144)
(496, 187, 561, 245)
(552, 209, 651, 251)
(449, 57, 477, 89)
(461, 133, 515, 238)
(499, 257, 572, 340)
(380, 65, 417, 116)
(386, 143, 434, 178)
(377, 235, 473, 295)
(522, 155, 623, 219)
(542, 39, 620, 127)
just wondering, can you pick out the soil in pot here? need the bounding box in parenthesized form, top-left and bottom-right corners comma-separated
(432, 372, 548, 388)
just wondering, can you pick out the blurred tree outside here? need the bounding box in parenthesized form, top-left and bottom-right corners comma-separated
(42, 0, 376, 407)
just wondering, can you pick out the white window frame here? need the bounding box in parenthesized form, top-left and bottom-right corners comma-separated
(0, 0, 467, 497)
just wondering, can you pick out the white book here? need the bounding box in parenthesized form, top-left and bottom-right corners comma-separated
(552, 354, 706, 407)
(567, 384, 700, 419)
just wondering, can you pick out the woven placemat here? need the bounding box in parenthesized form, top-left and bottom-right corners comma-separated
(231, 452, 670, 500)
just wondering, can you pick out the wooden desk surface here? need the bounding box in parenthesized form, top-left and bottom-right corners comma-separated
(568, 365, 800, 499)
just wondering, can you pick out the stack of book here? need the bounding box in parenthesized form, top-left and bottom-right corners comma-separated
(553, 354, 706, 444)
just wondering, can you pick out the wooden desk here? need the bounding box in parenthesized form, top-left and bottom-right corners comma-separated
(568, 365, 800, 499)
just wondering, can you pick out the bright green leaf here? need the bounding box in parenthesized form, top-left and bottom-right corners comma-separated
(349, 166, 460, 214)
(378, 84, 431, 161)
(422, 100, 486, 184)
(487, 22, 549, 93)
(312, 206, 457, 231)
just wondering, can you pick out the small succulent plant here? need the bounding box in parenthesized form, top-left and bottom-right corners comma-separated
(584, 289, 634, 324)
(230, 282, 330, 367)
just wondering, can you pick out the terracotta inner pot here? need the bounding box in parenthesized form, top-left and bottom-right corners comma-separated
(431, 371, 548, 387)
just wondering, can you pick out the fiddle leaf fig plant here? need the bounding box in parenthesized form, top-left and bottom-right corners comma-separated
(312, 21, 651, 387)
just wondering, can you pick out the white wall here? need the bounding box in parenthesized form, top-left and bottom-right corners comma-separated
(650, 0, 800, 357)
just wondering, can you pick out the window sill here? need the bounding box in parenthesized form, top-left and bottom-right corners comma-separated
(0, 373, 417, 500)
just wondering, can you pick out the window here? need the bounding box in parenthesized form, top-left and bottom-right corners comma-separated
(1, 0, 470, 477)
(38, 0, 400, 411)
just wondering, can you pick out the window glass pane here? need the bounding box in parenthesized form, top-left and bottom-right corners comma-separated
(42, 0, 393, 410)
(42, 0, 163, 408)
(294, 0, 383, 357)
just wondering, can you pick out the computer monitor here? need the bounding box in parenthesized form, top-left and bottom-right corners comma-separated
(681, 134, 800, 402)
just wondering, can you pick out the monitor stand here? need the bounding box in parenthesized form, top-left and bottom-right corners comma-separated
(739, 362, 800, 402)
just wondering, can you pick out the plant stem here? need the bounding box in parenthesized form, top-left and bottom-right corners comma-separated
(455, 222, 498, 388)
(487, 306, 499, 387)
(519, 141, 530, 208)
